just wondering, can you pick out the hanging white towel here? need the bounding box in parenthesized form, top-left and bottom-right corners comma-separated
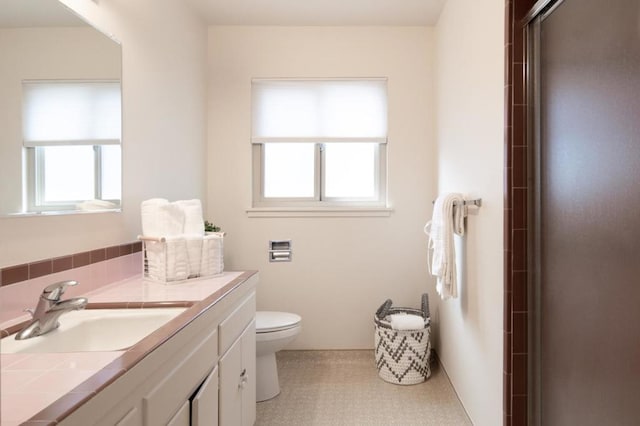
(424, 193, 465, 299)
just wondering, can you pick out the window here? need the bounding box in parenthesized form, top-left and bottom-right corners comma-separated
(22, 80, 121, 212)
(251, 79, 388, 209)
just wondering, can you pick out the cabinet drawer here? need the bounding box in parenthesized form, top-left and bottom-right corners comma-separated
(219, 292, 255, 355)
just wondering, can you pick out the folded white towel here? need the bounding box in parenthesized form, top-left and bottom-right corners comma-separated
(183, 233, 203, 277)
(201, 233, 224, 276)
(141, 198, 212, 282)
(76, 199, 117, 211)
(141, 198, 167, 236)
(424, 193, 465, 299)
(175, 199, 204, 236)
(389, 313, 425, 331)
(144, 239, 166, 282)
(164, 236, 190, 281)
(141, 198, 185, 237)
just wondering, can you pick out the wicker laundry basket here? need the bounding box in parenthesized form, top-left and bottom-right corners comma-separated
(374, 294, 431, 385)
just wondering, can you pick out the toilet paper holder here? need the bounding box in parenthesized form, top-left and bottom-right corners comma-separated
(269, 240, 292, 262)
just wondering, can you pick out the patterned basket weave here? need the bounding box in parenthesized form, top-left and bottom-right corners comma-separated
(374, 294, 431, 385)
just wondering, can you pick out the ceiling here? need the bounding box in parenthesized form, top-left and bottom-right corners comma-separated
(1, 0, 446, 28)
(0, 0, 87, 28)
(183, 0, 447, 26)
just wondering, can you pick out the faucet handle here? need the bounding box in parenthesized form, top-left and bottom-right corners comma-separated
(42, 280, 78, 301)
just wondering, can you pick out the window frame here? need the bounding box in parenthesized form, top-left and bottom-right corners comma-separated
(252, 141, 387, 208)
(25, 145, 121, 213)
(250, 78, 389, 211)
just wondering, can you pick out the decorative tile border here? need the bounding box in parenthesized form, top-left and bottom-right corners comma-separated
(0, 242, 142, 287)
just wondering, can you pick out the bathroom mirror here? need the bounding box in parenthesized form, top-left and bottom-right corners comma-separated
(0, 0, 122, 216)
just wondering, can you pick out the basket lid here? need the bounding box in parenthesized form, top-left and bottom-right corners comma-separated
(256, 311, 301, 333)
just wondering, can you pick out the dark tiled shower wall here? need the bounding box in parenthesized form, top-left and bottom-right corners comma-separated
(0, 242, 142, 287)
(505, 0, 535, 425)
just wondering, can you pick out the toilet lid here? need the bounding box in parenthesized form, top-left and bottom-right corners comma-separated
(256, 311, 301, 333)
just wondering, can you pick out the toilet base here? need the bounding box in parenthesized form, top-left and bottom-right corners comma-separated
(256, 352, 280, 402)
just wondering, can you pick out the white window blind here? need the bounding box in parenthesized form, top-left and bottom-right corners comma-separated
(22, 80, 121, 147)
(251, 79, 388, 143)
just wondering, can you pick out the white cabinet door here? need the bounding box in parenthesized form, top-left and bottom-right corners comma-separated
(241, 321, 256, 426)
(192, 367, 218, 426)
(167, 401, 190, 426)
(115, 407, 142, 426)
(219, 320, 256, 426)
(219, 335, 243, 426)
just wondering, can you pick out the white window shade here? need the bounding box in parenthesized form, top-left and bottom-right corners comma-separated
(251, 79, 387, 142)
(22, 81, 121, 147)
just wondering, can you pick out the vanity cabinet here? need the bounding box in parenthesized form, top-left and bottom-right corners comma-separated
(115, 407, 142, 426)
(219, 291, 257, 426)
(191, 367, 219, 425)
(219, 321, 256, 426)
(60, 274, 257, 426)
(165, 366, 220, 426)
(143, 326, 218, 425)
(167, 401, 190, 426)
(165, 364, 219, 426)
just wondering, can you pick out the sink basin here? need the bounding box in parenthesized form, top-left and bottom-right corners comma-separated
(0, 308, 186, 354)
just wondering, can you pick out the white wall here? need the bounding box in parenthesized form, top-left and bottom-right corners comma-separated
(434, 0, 505, 425)
(0, 0, 207, 268)
(206, 26, 437, 349)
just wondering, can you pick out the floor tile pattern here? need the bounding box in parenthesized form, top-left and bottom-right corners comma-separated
(256, 350, 472, 426)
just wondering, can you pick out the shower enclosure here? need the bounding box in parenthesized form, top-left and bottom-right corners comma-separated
(526, 0, 640, 424)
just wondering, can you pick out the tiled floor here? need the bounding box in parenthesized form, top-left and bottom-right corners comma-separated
(256, 350, 472, 426)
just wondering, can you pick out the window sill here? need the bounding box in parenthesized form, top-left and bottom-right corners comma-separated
(3, 208, 121, 218)
(246, 206, 393, 218)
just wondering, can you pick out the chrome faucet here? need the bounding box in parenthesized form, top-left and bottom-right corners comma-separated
(15, 280, 88, 340)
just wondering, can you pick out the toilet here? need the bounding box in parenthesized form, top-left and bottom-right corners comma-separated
(255, 311, 301, 402)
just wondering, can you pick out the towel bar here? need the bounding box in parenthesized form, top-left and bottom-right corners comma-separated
(431, 198, 482, 207)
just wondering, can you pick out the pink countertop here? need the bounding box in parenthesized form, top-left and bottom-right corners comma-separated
(0, 271, 255, 426)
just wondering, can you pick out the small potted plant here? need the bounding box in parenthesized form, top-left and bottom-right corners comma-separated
(204, 221, 225, 237)
(203, 221, 225, 276)
(204, 220, 221, 233)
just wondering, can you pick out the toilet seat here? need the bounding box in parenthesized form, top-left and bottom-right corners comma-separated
(256, 311, 301, 333)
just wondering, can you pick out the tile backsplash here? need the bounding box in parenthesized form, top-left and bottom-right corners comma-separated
(0, 242, 141, 287)
(0, 242, 142, 325)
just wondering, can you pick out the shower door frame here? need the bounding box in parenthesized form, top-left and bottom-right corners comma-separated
(523, 1, 564, 424)
(504, 0, 552, 425)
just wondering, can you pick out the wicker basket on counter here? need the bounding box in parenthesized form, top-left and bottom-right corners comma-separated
(138, 233, 224, 284)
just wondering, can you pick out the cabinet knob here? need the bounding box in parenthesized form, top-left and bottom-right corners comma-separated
(239, 368, 248, 389)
